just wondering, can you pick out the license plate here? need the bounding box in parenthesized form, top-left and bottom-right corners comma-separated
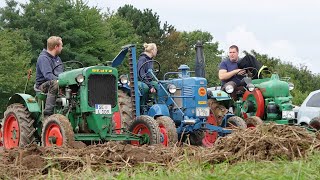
(196, 107, 210, 117)
(95, 104, 112, 114)
(282, 110, 295, 119)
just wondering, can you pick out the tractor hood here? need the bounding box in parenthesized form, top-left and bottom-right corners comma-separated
(58, 66, 118, 87)
(252, 74, 290, 98)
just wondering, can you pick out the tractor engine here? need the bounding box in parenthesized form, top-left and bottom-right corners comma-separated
(239, 73, 296, 124)
(157, 65, 210, 130)
(57, 66, 120, 134)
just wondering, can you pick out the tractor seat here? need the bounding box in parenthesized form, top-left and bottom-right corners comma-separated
(34, 84, 47, 100)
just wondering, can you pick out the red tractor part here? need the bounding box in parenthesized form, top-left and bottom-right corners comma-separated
(202, 114, 218, 147)
(3, 114, 20, 148)
(129, 115, 160, 146)
(156, 116, 178, 146)
(242, 89, 265, 119)
(41, 114, 74, 147)
(0, 124, 3, 147)
(113, 111, 121, 134)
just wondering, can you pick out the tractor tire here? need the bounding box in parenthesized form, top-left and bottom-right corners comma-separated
(118, 90, 133, 130)
(2, 103, 35, 149)
(128, 115, 160, 145)
(188, 130, 206, 146)
(156, 116, 178, 146)
(41, 114, 75, 147)
(309, 117, 320, 131)
(245, 116, 264, 128)
(227, 116, 247, 129)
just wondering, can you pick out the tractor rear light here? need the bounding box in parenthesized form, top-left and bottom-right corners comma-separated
(112, 111, 121, 134)
(288, 82, 294, 90)
(225, 85, 234, 94)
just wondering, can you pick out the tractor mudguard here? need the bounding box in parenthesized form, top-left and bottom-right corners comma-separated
(208, 89, 231, 101)
(148, 104, 170, 117)
(8, 93, 41, 113)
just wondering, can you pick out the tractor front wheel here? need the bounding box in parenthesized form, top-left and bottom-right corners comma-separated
(227, 116, 247, 129)
(129, 115, 160, 145)
(41, 114, 74, 147)
(309, 117, 320, 130)
(1, 103, 35, 149)
(246, 116, 263, 128)
(156, 116, 178, 146)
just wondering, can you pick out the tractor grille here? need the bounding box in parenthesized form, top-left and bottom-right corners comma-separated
(183, 86, 193, 96)
(88, 74, 116, 107)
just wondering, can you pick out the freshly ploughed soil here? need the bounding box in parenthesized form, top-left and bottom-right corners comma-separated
(1, 123, 319, 179)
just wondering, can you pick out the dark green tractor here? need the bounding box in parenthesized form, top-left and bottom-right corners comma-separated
(0, 49, 161, 149)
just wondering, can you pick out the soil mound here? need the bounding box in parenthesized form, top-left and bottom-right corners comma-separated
(0, 123, 319, 179)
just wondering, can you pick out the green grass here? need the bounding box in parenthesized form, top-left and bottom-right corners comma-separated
(37, 152, 320, 180)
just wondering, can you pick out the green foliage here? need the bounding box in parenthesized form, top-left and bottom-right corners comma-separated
(117, 4, 163, 43)
(0, 29, 32, 115)
(34, 152, 320, 179)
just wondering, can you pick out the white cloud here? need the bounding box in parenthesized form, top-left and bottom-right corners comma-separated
(222, 25, 319, 73)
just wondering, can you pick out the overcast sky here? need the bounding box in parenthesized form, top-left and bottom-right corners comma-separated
(1, 0, 319, 73)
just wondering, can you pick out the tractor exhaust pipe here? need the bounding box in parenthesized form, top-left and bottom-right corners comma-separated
(195, 41, 205, 78)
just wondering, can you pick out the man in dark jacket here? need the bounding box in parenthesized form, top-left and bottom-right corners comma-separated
(35, 36, 64, 116)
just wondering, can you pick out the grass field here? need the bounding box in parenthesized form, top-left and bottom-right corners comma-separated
(36, 152, 320, 180)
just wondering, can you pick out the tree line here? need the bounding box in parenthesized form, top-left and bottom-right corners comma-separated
(0, 0, 319, 116)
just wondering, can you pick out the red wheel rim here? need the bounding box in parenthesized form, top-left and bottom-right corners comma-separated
(131, 123, 151, 145)
(0, 125, 3, 147)
(3, 114, 20, 148)
(159, 125, 168, 146)
(242, 89, 265, 119)
(45, 123, 63, 146)
(202, 114, 218, 147)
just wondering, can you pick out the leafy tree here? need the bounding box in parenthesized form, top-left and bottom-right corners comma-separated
(117, 4, 163, 43)
(0, 0, 115, 66)
(0, 29, 32, 115)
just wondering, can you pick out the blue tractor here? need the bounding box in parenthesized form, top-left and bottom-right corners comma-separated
(113, 45, 247, 147)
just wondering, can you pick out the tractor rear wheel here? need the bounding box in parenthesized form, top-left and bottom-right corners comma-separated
(227, 116, 247, 129)
(246, 116, 263, 128)
(118, 90, 133, 130)
(2, 103, 35, 149)
(309, 117, 320, 130)
(41, 114, 74, 147)
(129, 115, 160, 145)
(156, 116, 178, 146)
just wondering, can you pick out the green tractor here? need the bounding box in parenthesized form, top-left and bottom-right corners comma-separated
(0, 48, 161, 149)
(224, 66, 296, 127)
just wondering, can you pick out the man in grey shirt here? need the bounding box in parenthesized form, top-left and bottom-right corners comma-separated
(36, 36, 63, 116)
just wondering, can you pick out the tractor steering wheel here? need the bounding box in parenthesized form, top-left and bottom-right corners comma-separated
(236, 67, 258, 80)
(52, 60, 84, 77)
(138, 60, 161, 81)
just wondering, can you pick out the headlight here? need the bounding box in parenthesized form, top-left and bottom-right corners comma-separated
(75, 74, 84, 83)
(247, 83, 255, 92)
(168, 84, 177, 94)
(288, 82, 294, 90)
(120, 75, 128, 84)
(225, 84, 234, 94)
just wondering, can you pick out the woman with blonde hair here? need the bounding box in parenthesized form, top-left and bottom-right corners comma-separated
(137, 43, 158, 93)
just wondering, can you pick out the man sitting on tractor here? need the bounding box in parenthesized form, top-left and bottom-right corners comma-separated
(218, 45, 246, 100)
(35, 36, 64, 117)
